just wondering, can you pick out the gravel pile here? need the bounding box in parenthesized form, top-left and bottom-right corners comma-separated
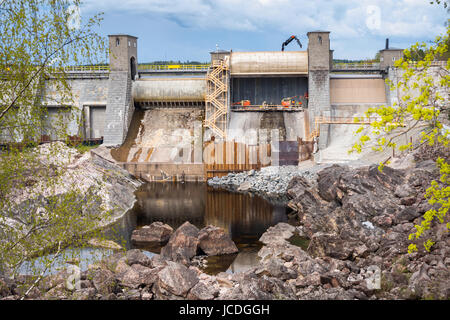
(208, 163, 330, 201)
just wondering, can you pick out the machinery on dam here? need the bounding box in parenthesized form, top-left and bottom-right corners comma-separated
(281, 35, 303, 51)
(4, 31, 415, 181)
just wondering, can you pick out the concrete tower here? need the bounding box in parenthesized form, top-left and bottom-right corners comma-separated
(103, 35, 138, 146)
(307, 31, 331, 149)
(108, 35, 138, 79)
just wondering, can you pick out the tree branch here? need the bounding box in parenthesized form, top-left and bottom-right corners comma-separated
(0, 33, 94, 122)
(20, 240, 62, 300)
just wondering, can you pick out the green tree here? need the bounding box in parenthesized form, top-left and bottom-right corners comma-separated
(350, 24, 449, 254)
(0, 0, 119, 299)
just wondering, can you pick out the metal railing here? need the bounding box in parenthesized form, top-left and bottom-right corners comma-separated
(45, 64, 211, 73)
(47, 65, 110, 72)
(332, 62, 381, 70)
(408, 61, 448, 68)
(31, 60, 450, 74)
(137, 64, 210, 71)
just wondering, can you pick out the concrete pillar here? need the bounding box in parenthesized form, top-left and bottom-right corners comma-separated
(83, 105, 90, 139)
(307, 31, 331, 149)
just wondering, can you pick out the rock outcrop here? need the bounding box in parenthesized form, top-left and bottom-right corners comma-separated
(160, 222, 200, 266)
(286, 161, 449, 299)
(0, 142, 142, 263)
(2, 153, 448, 300)
(131, 222, 173, 246)
(158, 222, 239, 265)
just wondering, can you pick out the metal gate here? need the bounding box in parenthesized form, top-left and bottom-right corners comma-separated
(90, 106, 106, 139)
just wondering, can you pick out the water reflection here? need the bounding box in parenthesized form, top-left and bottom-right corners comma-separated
(108, 182, 289, 274)
(20, 183, 290, 276)
(19, 248, 114, 276)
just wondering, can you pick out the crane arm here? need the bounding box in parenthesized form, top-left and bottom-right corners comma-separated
(281, 35, 302, 51)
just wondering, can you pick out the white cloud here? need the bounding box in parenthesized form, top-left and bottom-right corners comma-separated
(83, 0, 448, 39)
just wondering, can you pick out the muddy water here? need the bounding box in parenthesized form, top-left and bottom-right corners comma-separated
(107, 182, 292, 274)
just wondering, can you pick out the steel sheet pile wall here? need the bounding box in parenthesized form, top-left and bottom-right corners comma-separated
(204, 141, 271, 178)
(230, 51, 308, 76)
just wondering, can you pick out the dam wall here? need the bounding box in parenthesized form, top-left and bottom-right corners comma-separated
(227, 111, 306, 144)
(11, 30, 446, 174)
(111, 107, 204, 164)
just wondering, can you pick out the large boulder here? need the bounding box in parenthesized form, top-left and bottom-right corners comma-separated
(160, 222, 200, 265)
(126, 249, 152, 268)
(198, 225, 238, 256)
(154, 261, 199, 299)
(187, 280, 220, 300)
(116, 264, 160, 289)
(259, 222, 296, 246)
(90, 268, 117, 295)
(131, 222, 173, 246)
(218, 271, 296, 300)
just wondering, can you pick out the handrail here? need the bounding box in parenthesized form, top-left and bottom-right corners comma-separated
(408, 61, 448, 68)
(137, 64, 210, 71)
(45, 64, 211, 73)
(37, 60, 448, 74)
(332, 62, 381, 70)
(47, 65, 110, 72)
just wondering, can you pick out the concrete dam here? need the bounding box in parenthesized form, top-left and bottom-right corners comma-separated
(8, 31, 422, 181)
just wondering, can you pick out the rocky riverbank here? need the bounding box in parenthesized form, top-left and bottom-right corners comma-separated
(1, 188, 448, 300)
(0, 222, 291, 300)
(1, 145, 448, 300)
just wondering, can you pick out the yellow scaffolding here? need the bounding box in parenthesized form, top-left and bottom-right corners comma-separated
(205, 60, 229, 140)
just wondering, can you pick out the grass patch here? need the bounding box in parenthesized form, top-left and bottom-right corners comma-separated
(74, 144, 100, 154)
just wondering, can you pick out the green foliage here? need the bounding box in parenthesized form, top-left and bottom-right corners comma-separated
(75, 143, 100, 154)
(0, 0, 117, 298)
(408, 157, 450, 252)
(350, 24, 450, 254)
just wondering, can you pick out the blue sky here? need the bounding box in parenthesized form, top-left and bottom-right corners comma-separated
(81, 0, 449, 63)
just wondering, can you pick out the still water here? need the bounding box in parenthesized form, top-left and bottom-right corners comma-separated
(21, 183, 292, 275)
(108, 183, 291, 274)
